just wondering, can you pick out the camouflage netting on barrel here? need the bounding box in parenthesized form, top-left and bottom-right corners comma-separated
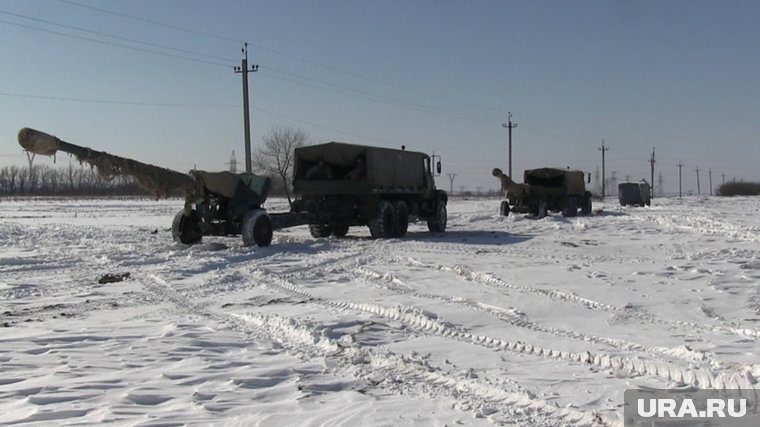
(18, 127, 202, 202)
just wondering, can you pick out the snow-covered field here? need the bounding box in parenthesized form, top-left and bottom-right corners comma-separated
(1, 196, 759, 426)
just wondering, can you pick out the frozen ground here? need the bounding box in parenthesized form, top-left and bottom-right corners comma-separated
(1, 196, 759, 426)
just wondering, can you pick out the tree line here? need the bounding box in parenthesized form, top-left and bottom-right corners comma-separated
(0, 163, 146, 197)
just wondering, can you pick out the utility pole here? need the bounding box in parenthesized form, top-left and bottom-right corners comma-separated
(708, 169, 713, 196)
(696, 167, 701, 195)
(501, 112, 517, 178)
(598, 140, 609, 199)
(234, 43, 258, 173)
(722, 172, 725, 186)
(447, 173, 457, 195)
(678, 161, 683, 198)
(649, 147, 656, 199)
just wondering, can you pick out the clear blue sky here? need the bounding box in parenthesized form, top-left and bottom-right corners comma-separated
(2, 0, 759, 194)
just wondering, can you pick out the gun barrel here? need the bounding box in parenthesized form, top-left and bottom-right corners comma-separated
(17, 127, 199, 199)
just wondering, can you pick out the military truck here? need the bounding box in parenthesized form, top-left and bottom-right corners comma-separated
(618, 181, 651, 207)
(290, 142, 447, 239)
(494, 167, 592, 218)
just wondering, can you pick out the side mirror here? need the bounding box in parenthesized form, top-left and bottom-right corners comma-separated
(436, 161, 442, 174)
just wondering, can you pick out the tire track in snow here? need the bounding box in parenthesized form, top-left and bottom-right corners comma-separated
(246, 268, 759, 393)
(350, 266, 714, 366)
(141, 274, 611, 427)
(395, 256, 760, 340)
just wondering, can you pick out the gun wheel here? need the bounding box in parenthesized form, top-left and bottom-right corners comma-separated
(242, 209, 273, 247)
(172, 209, 203, 245)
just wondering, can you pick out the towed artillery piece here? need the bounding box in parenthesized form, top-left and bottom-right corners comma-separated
(493, 167, 593, 218)
(17, 128, 447, 246)
(18, 127, 281, 247)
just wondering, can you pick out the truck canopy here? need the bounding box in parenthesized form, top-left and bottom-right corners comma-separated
(293, 142, 430, 194)
(524, 168, 586, 195)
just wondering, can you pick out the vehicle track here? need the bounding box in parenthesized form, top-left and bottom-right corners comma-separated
(141, 274, 614, 426)
(244, 267, 758, 392)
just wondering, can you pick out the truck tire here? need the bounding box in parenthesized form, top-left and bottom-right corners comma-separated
(369, 200, 394, 239)
(562, 198, 578, 218)
(242, 209, 273, 247)
(392, 200, 409, 238)
(427, 201, 447, 233)
(581, 192, 593, 215)
(499, 200, 510, 216)
(331, 224, 349, 237)
(309, 224, 332, 238)
(536, 197, 548, 219)
(172, 209, 203, 245)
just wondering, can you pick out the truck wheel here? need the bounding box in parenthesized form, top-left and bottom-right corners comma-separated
(562, 198, 578, 218)
(172, 209, 203, 245)
(499, 200, 510, 216)
(427, 201, 447, 233)
(242, 209, 273, 247)
(369, 200, 394, 239)
(534, 197, 547, 219)
(581, 193, 593, 215)
(309, 224, 332, 238)
(392, 200, 409, 238)
(331, 224, 349, 238)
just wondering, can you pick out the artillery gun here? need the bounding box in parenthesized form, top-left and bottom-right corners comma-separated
(17, 127, 278, 246)
(493, 167, 593, 218)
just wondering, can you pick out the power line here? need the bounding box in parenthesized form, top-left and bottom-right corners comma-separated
(57, 0, 504, 115)
(57, 0, 242, 44)
(3, 15, 496, 125)
(0, 91, 237, 107)
(0, 19, 230, 68)
(1, 11, 236, 63)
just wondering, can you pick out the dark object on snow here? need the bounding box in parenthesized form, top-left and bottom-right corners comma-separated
(291, 142, 447, 239)
(618, 181, 651, 206)
(98, 272, 131, 284)
(18, 127, 274, 247)
(493, 167, 592, 219)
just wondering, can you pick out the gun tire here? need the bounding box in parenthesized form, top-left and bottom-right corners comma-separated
(242, 209, 273, 247)
(172, 209, 203, 245)
(499, 200, 511, 216)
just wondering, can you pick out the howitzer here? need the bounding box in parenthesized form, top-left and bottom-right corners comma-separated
(17, 127, 279, 246)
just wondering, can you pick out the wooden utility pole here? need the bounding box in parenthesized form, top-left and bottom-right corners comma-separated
(501, 112, 517, 178)
(696, 167, 701, 195)
(234, 43, 258, 173)
(649, 147, 656, 199)
(678, 161, 683, 198)
(447, 173, 457, 195)
(599, 140, 609, 198)
(708, 169, 713, 196)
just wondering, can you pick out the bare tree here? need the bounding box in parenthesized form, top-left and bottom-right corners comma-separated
(253, 126, 308, 207)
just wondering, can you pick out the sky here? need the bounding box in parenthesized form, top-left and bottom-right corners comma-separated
(1, 0, 759, 194)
